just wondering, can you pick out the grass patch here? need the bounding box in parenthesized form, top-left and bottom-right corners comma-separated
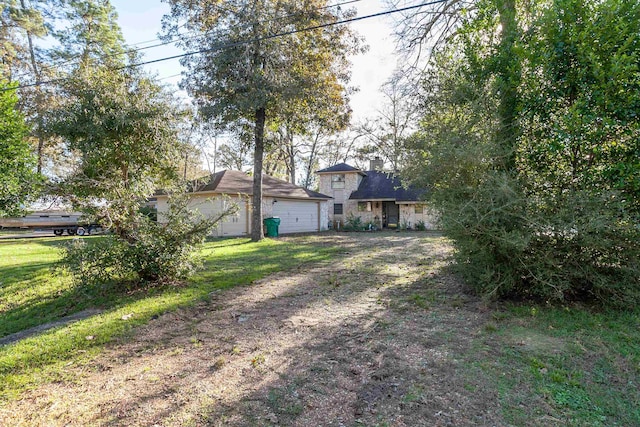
(0, 235, 339, 401)
(407, 293, 430, 309)
(266, 384, 304, 417)
(0, 229, 32, 236)
(476, 304, 640, 426)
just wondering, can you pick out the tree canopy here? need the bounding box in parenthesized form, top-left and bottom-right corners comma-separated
(162, 0, 361, 240)
(0, 81, 40, 217)
(404, 0, 640, 307)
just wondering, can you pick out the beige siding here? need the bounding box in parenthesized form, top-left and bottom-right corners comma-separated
(319, 200, 329, 230)
(157, 194, 249, 237)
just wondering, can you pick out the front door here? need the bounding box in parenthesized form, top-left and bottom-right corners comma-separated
(382, 202, 399, 228)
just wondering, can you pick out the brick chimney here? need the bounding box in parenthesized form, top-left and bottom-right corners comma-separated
(369, 157, 384, 171)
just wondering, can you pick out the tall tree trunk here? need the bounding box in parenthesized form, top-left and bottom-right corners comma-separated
(303, 133, 320, 189)
(251, 107, 266, 241)
(20, 0, 45, 174)
(287, 135, 296, 184)
(495, 0, 520, 171)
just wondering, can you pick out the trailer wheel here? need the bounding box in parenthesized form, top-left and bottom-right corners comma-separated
(76, 227, 86, 236)
(67, 228, 76, 236)
(53, 229, 64, 236)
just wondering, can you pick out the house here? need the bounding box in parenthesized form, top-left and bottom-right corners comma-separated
(156, 170, 331, 237)
(317, 159, 436, 229)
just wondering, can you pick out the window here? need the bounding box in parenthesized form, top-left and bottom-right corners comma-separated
(414, 204, 424, 214)
(358, 202, 371, 212)
(334, 203, 343, 215)
(331, 174, 345, 189)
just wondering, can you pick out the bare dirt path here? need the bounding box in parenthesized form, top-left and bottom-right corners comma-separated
(1, 233, 503, 426)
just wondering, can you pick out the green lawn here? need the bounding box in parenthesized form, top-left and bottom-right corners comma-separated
(473, 305, 640, 426)
(0, 234, 638, 426)
(0, 235, 339, 400)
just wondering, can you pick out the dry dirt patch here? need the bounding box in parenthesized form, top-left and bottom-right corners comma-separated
(1, 232, 503, 426)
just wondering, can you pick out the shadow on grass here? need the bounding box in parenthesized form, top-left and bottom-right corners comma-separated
(71, 232, 640, 427)
(86, 233, 498, 427)
(0, 235, 163, 338)
(0, 235, 349, 401)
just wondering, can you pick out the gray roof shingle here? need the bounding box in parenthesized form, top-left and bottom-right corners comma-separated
(316, 163, 365, 174)
(349, 170, 425, 201)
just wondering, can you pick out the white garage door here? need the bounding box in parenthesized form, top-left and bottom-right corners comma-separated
(218, 198, 249, 236)
(272, 200, 319, 234)
(189, 197, 248, 237)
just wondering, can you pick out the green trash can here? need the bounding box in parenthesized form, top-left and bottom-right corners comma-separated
(263, 217, 281, 237)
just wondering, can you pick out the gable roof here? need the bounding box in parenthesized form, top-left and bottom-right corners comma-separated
(188, 170, 331, 200)
(316, 163, 366, 175)
(348, 170, 425, 202)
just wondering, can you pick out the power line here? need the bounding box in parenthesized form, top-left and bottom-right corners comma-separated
(138, 0, 366, 52)
(4, 0, 448, 92)
(126, 0, 447, 69)
(157, 73, 182, 81)
(40, 0, 366, 74)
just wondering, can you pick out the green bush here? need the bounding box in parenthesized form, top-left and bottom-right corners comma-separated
(343, 213, 365, 231)
(364, 220, 379, 231)
(415, 220, 427, 231)
(399, 219, 411, 230)
(404, 0, 640, 309)
(61, 193, 234, 286)
(437, 172, 640, 307)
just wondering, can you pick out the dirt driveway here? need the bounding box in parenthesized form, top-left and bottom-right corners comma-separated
(2, 232, 503, 426)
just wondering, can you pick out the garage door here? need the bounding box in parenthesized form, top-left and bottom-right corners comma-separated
(218, 198, 248, 236)
(190, 197, 248, 237)
(272, 200, 319, 234)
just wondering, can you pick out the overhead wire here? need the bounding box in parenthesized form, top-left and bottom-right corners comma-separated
(125, 0, 448, 68)
(38, 0, 366, 74)
(3, 0, 449, 92)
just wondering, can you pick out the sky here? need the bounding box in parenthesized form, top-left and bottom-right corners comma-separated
(108, 0, 400, 123)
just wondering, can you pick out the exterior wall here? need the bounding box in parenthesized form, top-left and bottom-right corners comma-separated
(262, 196, 275, 218)
(318, 171, 361, 228)
(399, 204, 414, 228)
(330, 201, 438, 230)
(160, 194, 329, 236)
(191, 195, 249, 237)
(344, 201, 383, 228)
(398, 204, 439, 229)
(156, 196, 169, 220)
(157, 194, 250, 237)
(319, 200, 329, 230)
(341, 199, 360, 226)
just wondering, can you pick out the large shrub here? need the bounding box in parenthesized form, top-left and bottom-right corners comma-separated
(407, 0, 640, 308)
(437, 172, 640, 306)
(61, 193, 235, 287)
